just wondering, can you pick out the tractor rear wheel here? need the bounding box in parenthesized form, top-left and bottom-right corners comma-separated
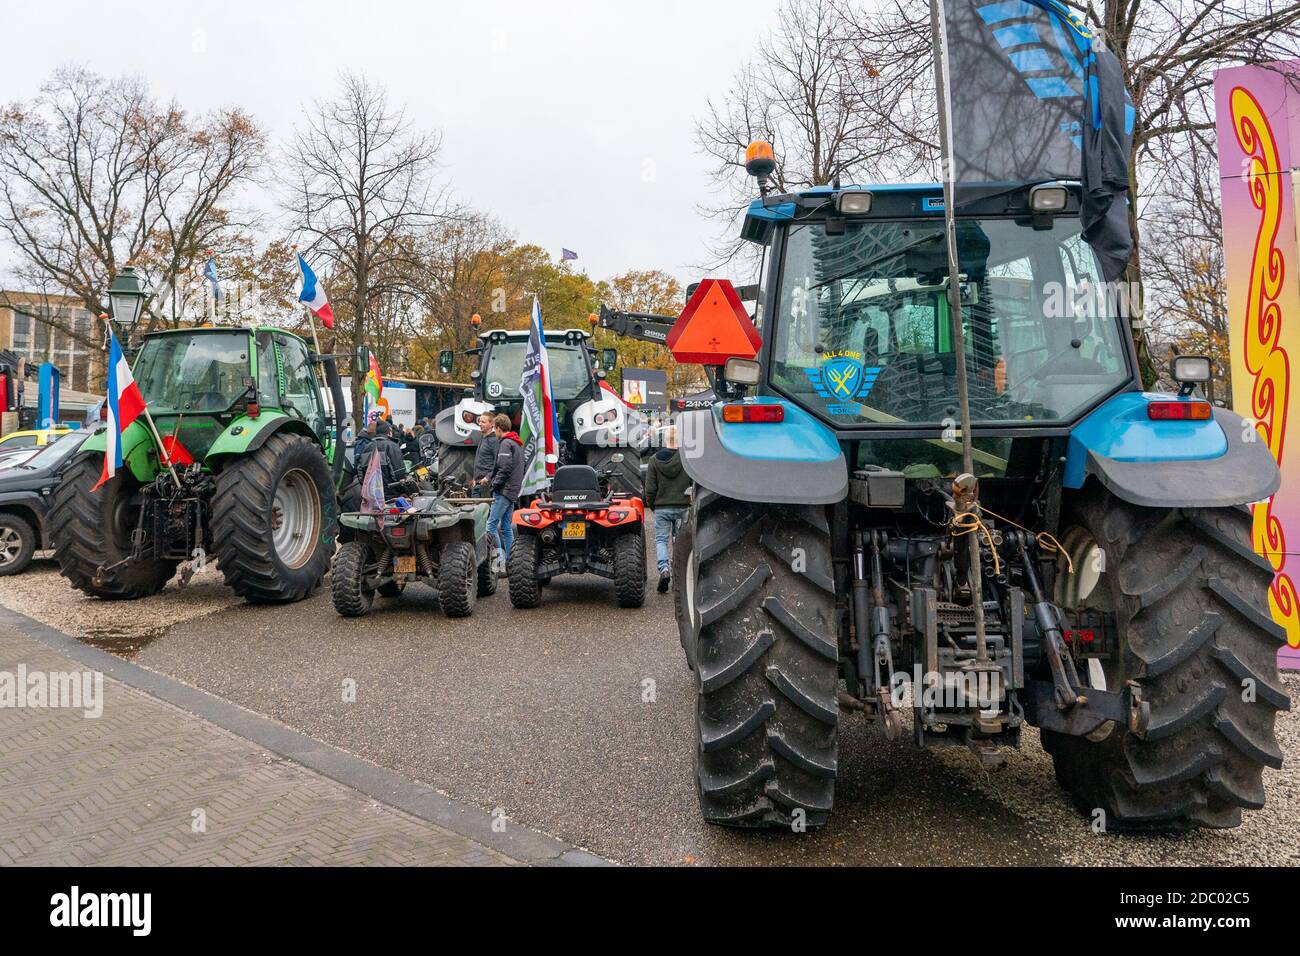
(331, 542, 375, 617)
(49, 456, 177, 599)
(211, 432, 336, 604)
(613, 528, 646, 608)
(437, 540, 477, 618)
(1042, 489, 1290, 830)
(585, 446, 643, 498)
(673, 509, 696, 670)
(691, 490, 839, 828)
(438, 444, 476, 489)
(507, 533, 541, 609)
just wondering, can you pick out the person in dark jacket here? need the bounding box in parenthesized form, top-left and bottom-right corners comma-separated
(644, 426, 690, 593)
(487, 413, 525, 568)
(471, 410, 499, 494)
(359, 418, 407, 485)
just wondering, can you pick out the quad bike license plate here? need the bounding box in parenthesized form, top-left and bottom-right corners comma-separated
(562, 521, 587, 540)
(394, 555, 418, 574)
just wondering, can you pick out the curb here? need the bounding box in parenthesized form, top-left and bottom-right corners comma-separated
(0, 606, 611, 867)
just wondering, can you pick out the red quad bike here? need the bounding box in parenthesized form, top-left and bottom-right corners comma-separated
(508, 455, 646, 609)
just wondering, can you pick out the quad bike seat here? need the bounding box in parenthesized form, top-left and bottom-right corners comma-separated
(551, 464, 606, 507)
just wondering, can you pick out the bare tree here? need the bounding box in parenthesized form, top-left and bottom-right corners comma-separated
(694, 0, 891, 263)
(282, 72, 451, 412)
(0, 66, 264, 344)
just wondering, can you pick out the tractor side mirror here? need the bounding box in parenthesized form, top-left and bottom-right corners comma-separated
(438, 350, 455, 376)
(601, 348, 618, 370)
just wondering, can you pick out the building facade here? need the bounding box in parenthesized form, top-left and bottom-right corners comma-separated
(0, 292, 104, 393)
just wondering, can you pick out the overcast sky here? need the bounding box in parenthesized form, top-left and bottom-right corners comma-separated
(1, 0, 785, 288)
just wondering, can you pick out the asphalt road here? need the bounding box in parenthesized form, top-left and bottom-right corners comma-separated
(90, 549, 1296, 867)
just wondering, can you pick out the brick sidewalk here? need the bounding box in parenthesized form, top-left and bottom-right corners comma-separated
(0, 623, 518, 866)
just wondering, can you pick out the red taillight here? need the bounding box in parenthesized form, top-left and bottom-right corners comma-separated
(722, 403, 784, 424)
(521, 512, 542, 525)
(247, 402, 261, 419)
(1147, 400, 1211, 421)
(389, 526, 406, 537)
(608, 510, 628, 522)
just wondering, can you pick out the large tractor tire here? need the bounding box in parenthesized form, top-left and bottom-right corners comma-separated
(49, 456, 177, 599)
(691, 489, 839, 828)
(585, 446, 643, 498)
(673, 509, 697, 671)
(211, 432, 336, 604)
(508, 533, 542, 609)
(437, 540, 478, 618)
(331, 542, 375, 618)
(613, 529, 646, 608)
(1043, 489, 1290, 830)
(438, 444, 476, 489)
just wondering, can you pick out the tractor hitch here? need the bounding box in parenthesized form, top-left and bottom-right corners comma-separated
(1022, 679, 1150, 738)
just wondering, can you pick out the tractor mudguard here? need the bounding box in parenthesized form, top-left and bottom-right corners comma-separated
(204, 412, 316, 469)
(78, 421, 159, 483)
(1063, 392, 1279, 508)
(678, 398, 847, 505)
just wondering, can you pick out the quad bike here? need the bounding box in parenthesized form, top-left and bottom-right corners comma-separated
(332, 475, 496, 619)
(433, 327, 648, 496)
(646, 158, 1288, 833)
(507, 454, 646, 609)
(51, 324, 347, 604)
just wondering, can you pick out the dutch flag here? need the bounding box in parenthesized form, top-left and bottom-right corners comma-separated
(297, 254, 335, 329)
(94, 330, 147, 491)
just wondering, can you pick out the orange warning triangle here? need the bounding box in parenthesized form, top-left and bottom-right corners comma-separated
(666, 279, 763, 366)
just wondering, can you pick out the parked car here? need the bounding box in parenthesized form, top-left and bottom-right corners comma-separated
(0, 430, 90, 575)
(0, 427, 73, 454)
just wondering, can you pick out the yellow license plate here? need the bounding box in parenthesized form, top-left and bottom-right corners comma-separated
(562, 521, 587, 540)
(395, 555, 417, 574)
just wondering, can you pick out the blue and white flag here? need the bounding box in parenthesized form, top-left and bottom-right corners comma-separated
(561, 249, 578, 262)
(519, 297, 559, 496)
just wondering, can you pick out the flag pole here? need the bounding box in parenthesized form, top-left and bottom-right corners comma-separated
(931, 0, 990, 665)
(141, 405, 182, 489)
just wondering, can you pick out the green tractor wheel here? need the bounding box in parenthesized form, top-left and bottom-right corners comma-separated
(211, 432, 336, 604)
(691, 490, 839, 828)
(1042, 489, 1289, 830)
(49, 455, 178, 600)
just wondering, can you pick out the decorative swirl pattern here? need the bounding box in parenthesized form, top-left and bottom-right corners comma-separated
(1231, 85, 1300, 649)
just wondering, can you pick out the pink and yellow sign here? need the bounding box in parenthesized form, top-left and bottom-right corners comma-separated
(1216, 61, 1300, 669)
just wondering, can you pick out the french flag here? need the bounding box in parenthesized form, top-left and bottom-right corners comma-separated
(94, 330, 147, 491)
(297, 254, 335, 329)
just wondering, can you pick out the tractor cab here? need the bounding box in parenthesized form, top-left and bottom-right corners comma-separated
(734, 181, 1136, 460)
(130, 326, 330, 465)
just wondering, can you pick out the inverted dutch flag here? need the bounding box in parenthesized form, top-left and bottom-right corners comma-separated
(519, 296, 560, 495)
(297, 254, 335, 329)
(93, 330, 147, 491)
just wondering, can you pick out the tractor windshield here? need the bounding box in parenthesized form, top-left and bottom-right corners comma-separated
(133, 332, 252, 414)
(483, 340, 591, 402)
(769, 217, 1130, 428)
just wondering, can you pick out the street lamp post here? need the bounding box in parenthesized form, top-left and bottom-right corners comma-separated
(106, 265, 151, 352)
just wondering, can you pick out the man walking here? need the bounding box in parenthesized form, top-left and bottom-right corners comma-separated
(644, 426, 690, 593)
(487, 413, 524, 572)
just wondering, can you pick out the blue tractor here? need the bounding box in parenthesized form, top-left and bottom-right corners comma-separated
(656, 155, 1289, 832)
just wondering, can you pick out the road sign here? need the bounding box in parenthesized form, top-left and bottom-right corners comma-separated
(666, 279, 762, 366)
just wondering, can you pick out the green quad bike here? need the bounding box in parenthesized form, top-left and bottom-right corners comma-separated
(432, 327, 648, 497)
(331, 477, 497, 618)
(51, 326, 348, 604)
(662, 175, 1288, 833)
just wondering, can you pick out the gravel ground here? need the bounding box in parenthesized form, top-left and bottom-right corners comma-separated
(0, 556, 238, 655)
(3, 552, 1297, 866)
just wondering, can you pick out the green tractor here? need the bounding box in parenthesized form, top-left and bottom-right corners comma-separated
(51, 326, 347, 603)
